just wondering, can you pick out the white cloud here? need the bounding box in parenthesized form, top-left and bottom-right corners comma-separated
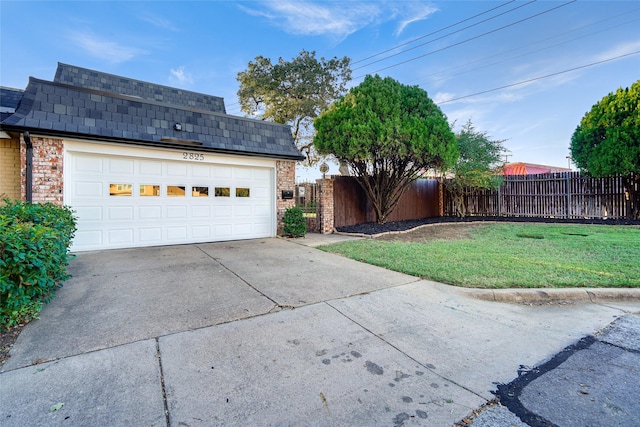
(240, 1, 381, 39)
(169, 66, 194, 86)
(432, 91, 455, 105)
(393, 4, 438, 36)
(141, 14, 180, 32)
(594, 39, 640, 62)
(68, 31, 148, 64)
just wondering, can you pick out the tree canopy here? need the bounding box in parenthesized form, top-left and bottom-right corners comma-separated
(236, 49, 351, 165)
(570, 80, 639, 219)
(314, 75, 458, 223)
(443, 120, 507, 217)
(570, 80, 639, 177)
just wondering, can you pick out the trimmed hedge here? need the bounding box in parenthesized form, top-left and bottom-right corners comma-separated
(283, 206, 307, 238)
(0, 200, 76, 329)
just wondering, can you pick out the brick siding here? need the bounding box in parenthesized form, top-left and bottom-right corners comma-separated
(317, 177, 334, 234)
(20, 135, 64, 205)
(276, 160, 296, 232)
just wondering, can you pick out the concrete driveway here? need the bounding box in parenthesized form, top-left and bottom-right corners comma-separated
(1, 236, 638, 426)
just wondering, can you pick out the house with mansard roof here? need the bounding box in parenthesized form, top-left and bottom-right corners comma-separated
(0, 63, 304, 251)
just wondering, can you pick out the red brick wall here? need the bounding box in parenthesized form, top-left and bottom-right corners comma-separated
(317, 177, 334, 234)
(276, 160, 296, 232)
(20, 135, 64, 205)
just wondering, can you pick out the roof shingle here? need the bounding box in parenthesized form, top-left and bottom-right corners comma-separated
(1, 65, 304, 161)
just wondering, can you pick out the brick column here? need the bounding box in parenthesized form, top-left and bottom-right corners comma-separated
(20, 135, 64, 205)
(317, 177, 334, 234)
(276, 160, 296, 233)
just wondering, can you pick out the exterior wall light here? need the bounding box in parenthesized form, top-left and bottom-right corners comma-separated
(174, 123, 182, 131)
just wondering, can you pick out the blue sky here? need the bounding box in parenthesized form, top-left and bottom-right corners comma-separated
(1, 1, 639, 180)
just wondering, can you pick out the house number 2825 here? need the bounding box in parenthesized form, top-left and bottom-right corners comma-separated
(183, 152, 204, 161)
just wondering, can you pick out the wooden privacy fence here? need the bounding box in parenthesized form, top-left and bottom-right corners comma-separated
(332, 176, 440, 228)
(444, 172, 637, 219)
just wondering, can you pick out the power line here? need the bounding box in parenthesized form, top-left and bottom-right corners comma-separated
(353, 0, 536, 71)
(354, 0, 577, 80)
(352, 0, 518, 65)
(409, 13, 639, 87)
(436, 50, 640, 105)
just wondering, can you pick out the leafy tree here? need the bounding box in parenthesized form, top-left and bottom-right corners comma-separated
(443, 120, 508, 217)
(314, 75, 458, 224)
(237, 49, 351, 165)
(570, 80, 640, 219)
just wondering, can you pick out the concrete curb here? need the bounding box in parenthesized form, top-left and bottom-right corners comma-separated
(456, 287, 640, 304)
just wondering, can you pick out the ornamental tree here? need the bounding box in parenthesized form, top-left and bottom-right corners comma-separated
(570, 80, 640, 219)
(314, 75, 458, 224)
(237, 49, 351, 165)
(443, 120, 507, 217)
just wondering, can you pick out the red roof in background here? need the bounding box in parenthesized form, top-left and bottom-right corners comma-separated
(503, 162, 571, 175)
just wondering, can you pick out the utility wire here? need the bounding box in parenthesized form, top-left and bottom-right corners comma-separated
(410, 14, 640, 87)
(352, 0, 517, 65)
(354, 0, 577, 79)
(436, 50, 640, 105)
(353, 0, 536, 71)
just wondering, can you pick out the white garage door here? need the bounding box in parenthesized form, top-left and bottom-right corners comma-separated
(64, 141, 275, 251)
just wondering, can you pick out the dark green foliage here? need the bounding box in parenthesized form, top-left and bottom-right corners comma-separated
(570, 80, 640, 219)
(237, 49, 352, 165)
(0, 200, 77, 329)
(444, 120, 507, 217)
(314, 75, 457, 223)
(283, 206, 307, 238)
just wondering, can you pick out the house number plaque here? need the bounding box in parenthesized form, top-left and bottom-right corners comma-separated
(182, 152, 205, 161)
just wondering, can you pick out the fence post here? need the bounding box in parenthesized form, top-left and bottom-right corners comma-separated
(497, 185, 501, 217)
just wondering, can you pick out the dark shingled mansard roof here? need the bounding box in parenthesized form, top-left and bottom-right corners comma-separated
(1, 64, 304, 161)
(0, 87, 25, 121)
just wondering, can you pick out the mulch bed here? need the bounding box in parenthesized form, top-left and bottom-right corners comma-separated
(336, 216, 640, 235)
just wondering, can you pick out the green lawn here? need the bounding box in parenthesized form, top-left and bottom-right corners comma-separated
(319, 223, 640, 288)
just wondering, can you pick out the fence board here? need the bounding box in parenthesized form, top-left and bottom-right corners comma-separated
(333, 176, 440, 227)
(444, 172, 635, 219)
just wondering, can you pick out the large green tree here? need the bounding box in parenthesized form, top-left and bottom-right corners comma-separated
(237, 49, 351, 165)
(443, 120, 507, 217)
(570, 80, 640, 219)
(314, 75, 458, 224)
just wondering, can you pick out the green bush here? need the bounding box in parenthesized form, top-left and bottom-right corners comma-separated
(0, 200, 76, 329)
(283, 206, 307, 238)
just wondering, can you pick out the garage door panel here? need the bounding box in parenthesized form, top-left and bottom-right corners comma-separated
(234, 206, 252, 217)
(167, 163, 187, 176)
(139, 228, 162, 242)
(108, 206, 134, 220)
(192, 205, 210, 217)
(67, 149, 275, 251)
(75, 206, 103, 221)
(73, 230, 103, 247)
(108, 229, 134, 244)
(192, 164, 211, 177)
(192, 225, 211, 239)
(109, 158, 134, 174)
(167, 226, 188, 240)
(139, 161, 162, 175)
(139, 206, 162, 220)
(74, 181, 103, 197)
(167, 205, 188, 219)
(74, 155, 103, 173)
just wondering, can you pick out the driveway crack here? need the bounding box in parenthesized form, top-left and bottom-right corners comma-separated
(155, 338, 171, 427)
(196, 246, 281, 307)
